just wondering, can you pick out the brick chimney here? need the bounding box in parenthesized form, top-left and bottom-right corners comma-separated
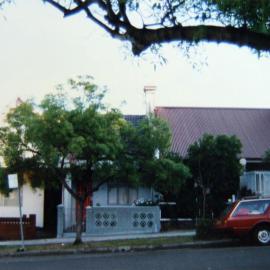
(144, 85, 156, 116)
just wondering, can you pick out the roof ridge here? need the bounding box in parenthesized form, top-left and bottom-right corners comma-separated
(155, 106, 270, 110)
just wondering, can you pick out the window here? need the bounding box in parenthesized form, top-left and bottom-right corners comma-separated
(0, 189, 20, 207)
(256, 174, 260, 193)
(108, 184, 138, 205)
(233, 200, 270, 217)
(255, 173, 265, 194)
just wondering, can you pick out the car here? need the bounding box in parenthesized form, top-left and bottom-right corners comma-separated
(214, 197, 270, 245)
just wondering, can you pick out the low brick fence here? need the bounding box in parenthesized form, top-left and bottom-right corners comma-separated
(0, 215, 36, 240)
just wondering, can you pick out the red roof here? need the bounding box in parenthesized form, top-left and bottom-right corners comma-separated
(155, 107, 270, 159)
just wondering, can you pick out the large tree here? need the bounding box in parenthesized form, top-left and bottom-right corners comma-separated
(0, 77, 190, 243)
(186, 134, 242, 218)
(0, 77, 125, 244)
(31, 0, 270, 56)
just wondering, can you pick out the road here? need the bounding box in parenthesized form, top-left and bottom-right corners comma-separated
(0, 246, 270, 270)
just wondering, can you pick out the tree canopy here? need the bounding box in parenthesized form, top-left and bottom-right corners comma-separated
(186, 134, 242, 218)
(0, 76, 190, 243)
(33, 0, 270, 56)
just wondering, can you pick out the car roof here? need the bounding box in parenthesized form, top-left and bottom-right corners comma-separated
(239, 198, 270, 203)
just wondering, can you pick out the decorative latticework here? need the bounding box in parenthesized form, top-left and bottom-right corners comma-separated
(94, 212, 117, 228)
(132, 212, 154, 228)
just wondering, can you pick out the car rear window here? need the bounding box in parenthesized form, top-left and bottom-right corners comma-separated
(232, 200, 270, 217)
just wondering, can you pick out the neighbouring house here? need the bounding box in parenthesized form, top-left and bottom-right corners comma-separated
(155, 106, 270, 196)
(0, 100, 43, 229)
(0, 98, 64, 238)
(0, 182, 44, 228)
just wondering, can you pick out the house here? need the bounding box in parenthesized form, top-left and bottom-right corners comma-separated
(0, 100, 44, 229)
(0, 98, 62, 237)
(62, 87, 270, 231)
(155, 106, 270, 196)
(0, 182, 44, 228)
(62, 114, 160, 232)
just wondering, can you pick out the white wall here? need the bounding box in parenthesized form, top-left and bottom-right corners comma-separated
(93, 183, 108, 206)
(0, 183, 44, 227)
(240, 171, 270, 196)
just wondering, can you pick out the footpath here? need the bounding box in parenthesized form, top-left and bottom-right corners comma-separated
(0, 230, 238, 258)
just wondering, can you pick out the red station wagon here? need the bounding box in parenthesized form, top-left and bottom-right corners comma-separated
(215, 197, 270, 245)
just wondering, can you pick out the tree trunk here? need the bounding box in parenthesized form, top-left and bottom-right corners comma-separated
(202, 188, 207, 219)
(74, 199, 84, 245)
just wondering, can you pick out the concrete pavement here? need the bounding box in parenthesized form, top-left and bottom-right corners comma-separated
(0, 230, 241, 259)
(0, 230, 196, 247)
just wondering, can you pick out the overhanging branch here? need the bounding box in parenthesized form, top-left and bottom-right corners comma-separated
(44, 1, 270, 56)
(128, 25, 270, 55)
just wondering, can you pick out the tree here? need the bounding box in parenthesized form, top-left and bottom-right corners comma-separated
(119, 116, 191, 197)
(36, 0, 270, 56)
(0, 76, 190, 243)
(263, 149, 270, 163)
(0, 77, 126, 244)
(186, 134, 242, 218)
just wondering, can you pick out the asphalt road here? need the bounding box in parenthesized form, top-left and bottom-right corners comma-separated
(0, 246, 270, 270)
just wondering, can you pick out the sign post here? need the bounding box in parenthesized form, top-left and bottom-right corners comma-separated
(8, 174, 25, 251)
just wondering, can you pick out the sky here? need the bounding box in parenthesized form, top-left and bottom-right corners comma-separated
(1, 0, 270, 117)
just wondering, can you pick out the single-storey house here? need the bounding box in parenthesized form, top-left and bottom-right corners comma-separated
(155, 106, 270, 196)
(62, 114, 161, 231)
(62, 93, 270, 232)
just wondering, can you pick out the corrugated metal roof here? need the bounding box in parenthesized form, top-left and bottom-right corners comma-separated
(155, 107, 270, 159)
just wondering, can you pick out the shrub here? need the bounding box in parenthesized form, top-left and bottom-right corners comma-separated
(195, 219, 214, 239)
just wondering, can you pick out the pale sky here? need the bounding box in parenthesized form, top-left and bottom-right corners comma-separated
(1, 0, 270, 116)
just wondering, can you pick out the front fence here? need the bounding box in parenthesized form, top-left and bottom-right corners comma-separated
(57, 205, 161, 237)
(86, 206, 160, 235)
(0, 215, 36, 240)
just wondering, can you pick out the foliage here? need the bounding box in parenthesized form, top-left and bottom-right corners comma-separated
(205, 0, 270, 33)
(195, 218, 214, 240)
(186, 134, 242, 218)
(34, 0, 270, 56)
(263, 148, 270, 163)
(0, 167, 8, 195)
(0, 76, 189, 242)
(0, 77, 125, 243)
(110, 115, 190, 196)
(133, 198, 159, 206)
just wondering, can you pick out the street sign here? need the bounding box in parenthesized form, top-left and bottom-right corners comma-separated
(8, 174, 18, 189)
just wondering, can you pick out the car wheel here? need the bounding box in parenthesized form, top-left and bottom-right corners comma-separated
(253, 226, 270, 245)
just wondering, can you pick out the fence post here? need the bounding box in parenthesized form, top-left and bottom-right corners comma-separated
(29, 214, 36, 238)
(156, 206, 161, 232)
(85, 206, 92, 235)
(57, 204, 64, 238)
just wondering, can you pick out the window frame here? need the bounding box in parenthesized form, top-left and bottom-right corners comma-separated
(107, 184, 138, 205)
(232, 199, 270, 217)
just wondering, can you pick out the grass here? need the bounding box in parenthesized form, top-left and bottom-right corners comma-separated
(0, 235, 194, 254)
